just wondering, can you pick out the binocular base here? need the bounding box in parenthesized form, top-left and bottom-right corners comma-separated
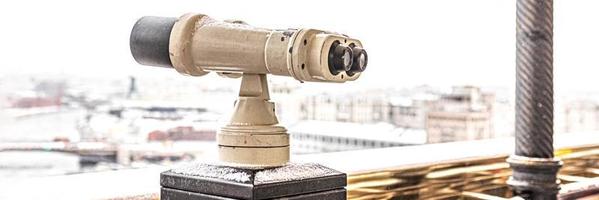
(160, 162, 347, 200)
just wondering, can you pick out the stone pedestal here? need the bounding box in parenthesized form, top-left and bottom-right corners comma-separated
(160, 163, 346, 200)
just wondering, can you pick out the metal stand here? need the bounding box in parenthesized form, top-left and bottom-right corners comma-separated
(160, 73, 347, 199)
(218, 74, 289, 167)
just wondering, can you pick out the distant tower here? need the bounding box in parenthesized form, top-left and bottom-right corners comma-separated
(127, 76, 139, 99)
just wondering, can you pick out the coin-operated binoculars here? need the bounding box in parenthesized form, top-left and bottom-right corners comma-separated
(130, 13, 367, 199)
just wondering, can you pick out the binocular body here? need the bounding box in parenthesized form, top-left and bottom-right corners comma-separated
(131, 13, 367, 83)
(130, 13, 368, 167)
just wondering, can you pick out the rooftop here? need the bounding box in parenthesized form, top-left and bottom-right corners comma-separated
(289, 120, 427, 144)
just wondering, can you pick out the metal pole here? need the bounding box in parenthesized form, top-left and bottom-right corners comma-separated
(508, 0, 562, 199)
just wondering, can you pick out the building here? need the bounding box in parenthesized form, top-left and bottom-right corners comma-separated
(558, 100, 599, 133)
(282, 85, 507, 144)
(288, 120, 426, 154)
(298, 86, 501, 144)
(388, 94, 438, 129)
(270, 82, 302, 124)
(300, 92, 390, 124)
(426, 86, 493, 143)
(426, 111, 491, 143)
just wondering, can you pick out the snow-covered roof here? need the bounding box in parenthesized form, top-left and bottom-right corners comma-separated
(288, 120, 426, 144)
(388, 97, 413, 107)
(388, 93, 439, 107)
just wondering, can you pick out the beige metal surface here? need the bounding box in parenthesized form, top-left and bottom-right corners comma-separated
(218, 129, 289, 147)
(167, 13, 364, 83)
(218, 146, 290, 167)
(165, 13, 367, 167)
(215, 74, 291, 166)
(169, 13, 210, 76)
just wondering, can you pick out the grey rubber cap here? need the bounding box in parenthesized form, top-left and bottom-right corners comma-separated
(130, 16, 177, 68)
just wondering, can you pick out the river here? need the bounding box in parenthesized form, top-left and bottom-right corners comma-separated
(0, 108, 86, 178)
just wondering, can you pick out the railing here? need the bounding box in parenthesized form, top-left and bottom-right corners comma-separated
(300, 133, 599, 199)
(2, 132, 599, 199)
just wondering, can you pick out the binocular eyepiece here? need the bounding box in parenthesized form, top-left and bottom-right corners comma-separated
(328, 41, 368, 76)
(130, 14, 368, 83)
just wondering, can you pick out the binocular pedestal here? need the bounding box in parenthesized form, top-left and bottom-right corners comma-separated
(217, 74, 289, 167)
(160, 163, 346, 200)
(160, 74, 347, 199)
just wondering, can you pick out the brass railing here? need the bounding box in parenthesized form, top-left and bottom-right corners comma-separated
(344, 142, 599, 199)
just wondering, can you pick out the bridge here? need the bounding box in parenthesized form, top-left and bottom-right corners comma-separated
(0, 141, 215, 165)
(0, 142, 118, 164)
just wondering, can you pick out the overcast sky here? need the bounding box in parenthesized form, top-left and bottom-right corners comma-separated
(1, 0, 598, 92)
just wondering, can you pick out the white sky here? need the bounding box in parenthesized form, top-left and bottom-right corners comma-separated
(1, 0, 598, 92)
